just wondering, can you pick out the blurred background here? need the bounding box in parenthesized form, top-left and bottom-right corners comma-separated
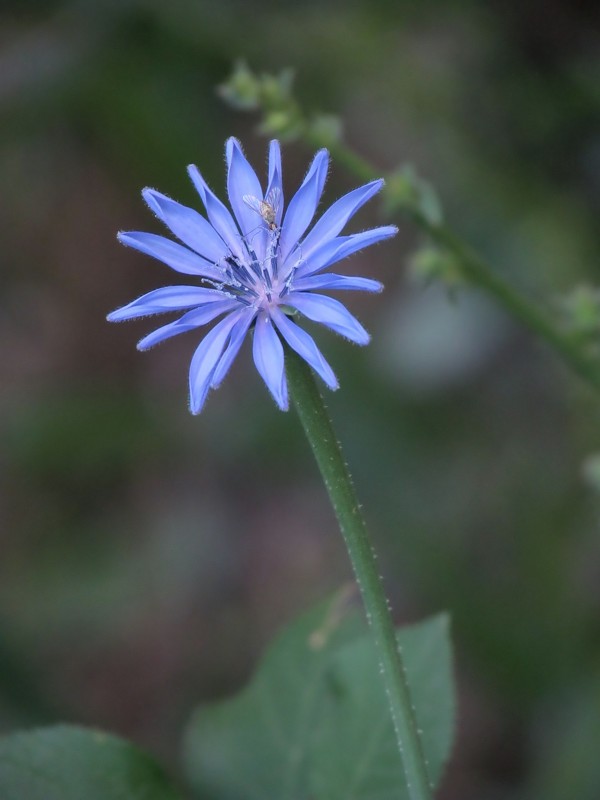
(1, 0, 600, 797)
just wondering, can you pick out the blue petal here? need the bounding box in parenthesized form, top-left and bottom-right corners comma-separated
(211, 309, 255, 387)
(136, 300, 239, 350)
(279, 149, 329, 263)
(285, 292, 370, 345)
(266, 140, 284, 227)
(107, 286, 227, 322)
(292, 236, 351, 278)
(297, 179, 384, 262)
(225, 138, 266, 252)
(187, 165, 246, 263)
(188, 313, 241, 414)
(292, 273, 383, 293)
(117, 232, 224, 280)
(271, 307, 338, 390)
(296, 225, 398, 278)
(252, 312, 288, 410)
(268, 140, 282, 188)
(142, 189, 227, 263)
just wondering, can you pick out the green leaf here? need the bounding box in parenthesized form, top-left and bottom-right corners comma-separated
(183, 592, 454, 800)
(184, 589, 364, 800)
(0, 725, 183, 800)
(311, 614, 454, 799)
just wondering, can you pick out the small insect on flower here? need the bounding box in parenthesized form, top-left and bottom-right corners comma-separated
(243, 186, 281, 232)
(108, 138, 397, 413)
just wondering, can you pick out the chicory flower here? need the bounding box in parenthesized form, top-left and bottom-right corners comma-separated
(108, 138, 396, 412)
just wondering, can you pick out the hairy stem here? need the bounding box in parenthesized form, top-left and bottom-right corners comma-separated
(286, 347, 433, 800)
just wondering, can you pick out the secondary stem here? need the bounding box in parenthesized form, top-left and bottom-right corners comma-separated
(304, 133, 600, 392)
(286, 347, 433, 800)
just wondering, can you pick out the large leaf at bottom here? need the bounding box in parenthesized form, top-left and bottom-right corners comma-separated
(0, 725, 183, 800)
(311, 614, 454, 799)
(184, 591, 454, 800)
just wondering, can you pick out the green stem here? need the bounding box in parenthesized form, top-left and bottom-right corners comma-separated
(302, 134, 600, 392)
(286, 347, 433, 800)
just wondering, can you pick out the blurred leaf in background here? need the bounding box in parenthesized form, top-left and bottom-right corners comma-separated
(0, 725, 183, 800)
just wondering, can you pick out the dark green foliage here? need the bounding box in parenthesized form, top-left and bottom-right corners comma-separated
(0, 726, 182, 800)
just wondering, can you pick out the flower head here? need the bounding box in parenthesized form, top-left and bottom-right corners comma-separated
(108, 138, 396, 412)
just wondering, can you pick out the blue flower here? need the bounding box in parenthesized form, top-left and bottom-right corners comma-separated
(108, 138, 397, 413)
